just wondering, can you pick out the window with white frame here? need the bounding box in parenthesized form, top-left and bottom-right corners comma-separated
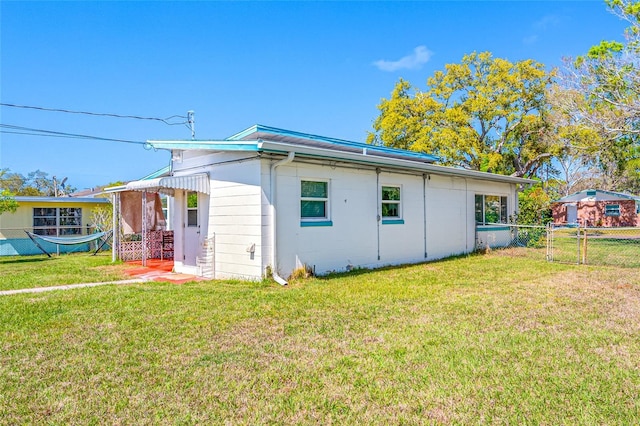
(300, 180, 329, 221)
(186, 191, 198, 227)
(381, 186, 401, 219)
(33, 207, 82, 236)
(475, 195, 507, 225)
(605, 204, 620, 216)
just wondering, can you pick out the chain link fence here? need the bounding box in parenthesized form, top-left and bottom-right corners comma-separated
(476, 223, 640, 268)
(476, 223, 548, 253)
(547, 225, 640, 267)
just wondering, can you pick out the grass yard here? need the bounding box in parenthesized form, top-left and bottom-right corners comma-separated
(0, 253, 131, 291)
(1, 253, 640, 424)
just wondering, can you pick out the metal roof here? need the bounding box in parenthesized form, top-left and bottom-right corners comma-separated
(146, 124, 535, 185)
(14, 196, 110, 204)
(148, 124, 439, 164)
(556, 189, 640, 203)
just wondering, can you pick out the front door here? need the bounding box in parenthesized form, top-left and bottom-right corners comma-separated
(184, 191, 200, 266)
(566, 204, 577, 224)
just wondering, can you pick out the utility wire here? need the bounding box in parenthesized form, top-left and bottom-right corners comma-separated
(0, 124, 148, 146)
(0, 102, 188, 126)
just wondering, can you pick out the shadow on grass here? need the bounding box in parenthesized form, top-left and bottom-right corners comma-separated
(314, 253, 479, 282)
(0, 256, 53, 265)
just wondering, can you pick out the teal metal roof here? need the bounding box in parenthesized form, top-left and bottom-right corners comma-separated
(229, 124, 440, 163)
(140, 165, 171, 180)
(147, 124, 439, 165)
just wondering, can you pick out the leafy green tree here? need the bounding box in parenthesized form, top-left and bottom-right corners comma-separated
(368, 52, 560, 177)
(557, 0, 640, 191)
(0, 168, 76, 196)
(0, 190, 18, 215)
(516, 184, 553, 225)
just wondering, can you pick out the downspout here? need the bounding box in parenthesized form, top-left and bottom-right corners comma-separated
(423, 174, 428, 258)
(376, 168, 381, 260)
(464, 178, 469, 252)
(270, 152, 295, 286)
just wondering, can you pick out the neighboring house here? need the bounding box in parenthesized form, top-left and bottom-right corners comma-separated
(0, 196, 110, 255)
(552, 189, 640, 227)
(114, 125, 533, 282)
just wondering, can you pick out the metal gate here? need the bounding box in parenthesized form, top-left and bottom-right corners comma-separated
(547, 224, 640, 267)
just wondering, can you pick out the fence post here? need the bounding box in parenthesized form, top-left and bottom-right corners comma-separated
(576, 226, 582, 265)
(546, 223, 552, 262)
(582, 228, 588, 265)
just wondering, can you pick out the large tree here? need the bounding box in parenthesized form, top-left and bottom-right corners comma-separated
(368, 51, 559, 177)
(557, 0, 640, 191)
(0, 168, 76, 196)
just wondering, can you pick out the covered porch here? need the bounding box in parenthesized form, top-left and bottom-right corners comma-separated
(106, 173, 210, 270)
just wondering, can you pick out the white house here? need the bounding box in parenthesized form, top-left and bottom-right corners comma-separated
(119, 125, 532, 283)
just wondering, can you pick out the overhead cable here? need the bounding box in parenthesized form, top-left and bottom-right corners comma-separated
(0, 102, 188, 126)
(0, 124, 148, 146)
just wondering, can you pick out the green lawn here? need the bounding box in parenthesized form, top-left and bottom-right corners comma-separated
(0, 253, 131, 291)
(1, 253, 640, 424)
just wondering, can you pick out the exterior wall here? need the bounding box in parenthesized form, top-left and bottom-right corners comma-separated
(208, 159, 263, 279)
(271, 161, 516, 278)
(171, 152, 519, 280)
(552, 200, 640, 227)
(171, 151, 264, 279)
(0, 199, 107, 256)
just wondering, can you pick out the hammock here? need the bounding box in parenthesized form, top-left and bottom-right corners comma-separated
(25, 230, 113, 257)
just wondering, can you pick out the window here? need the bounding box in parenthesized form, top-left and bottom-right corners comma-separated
(475, 195, 507, 225)
(381, 185, 404, 224)
(300, 180, 331, 226)
(33, 207, 82, 236)
(605, 204, 620, 217)
(186, 191, 198, 227)
(161, 195, 171, 230)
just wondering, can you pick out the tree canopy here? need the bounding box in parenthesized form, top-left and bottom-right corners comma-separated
(0, 189, 18, 215)
(556, 0, 640, 192)
(368, 52, 559, 178)
(0, 169, 76, 197)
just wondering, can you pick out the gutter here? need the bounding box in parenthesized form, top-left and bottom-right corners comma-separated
(270, 152, 295, 285)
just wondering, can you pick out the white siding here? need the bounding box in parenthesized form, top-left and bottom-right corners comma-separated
(273, 162, 516, 278)
(171, 152, 518, 281)
(208, 159, 264, 280)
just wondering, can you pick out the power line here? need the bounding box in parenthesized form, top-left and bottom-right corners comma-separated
(0, 102, 189, 126)
(0, 124, 149, 146)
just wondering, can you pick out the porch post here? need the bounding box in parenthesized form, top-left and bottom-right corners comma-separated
(111, 192, 119, 263)
(142, 191, 148, 266)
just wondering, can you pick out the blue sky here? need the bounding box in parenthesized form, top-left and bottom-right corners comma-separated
(0, 1, 629, 190)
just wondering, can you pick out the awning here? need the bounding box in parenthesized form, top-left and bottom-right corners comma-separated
(125, 173, 210, 195)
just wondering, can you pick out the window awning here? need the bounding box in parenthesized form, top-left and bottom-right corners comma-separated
(125, 173, 210, 195)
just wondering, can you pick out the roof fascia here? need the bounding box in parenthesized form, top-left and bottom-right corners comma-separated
(146, 140, 261, 151)
(258, 141, 534, 185)
(14, 196, 110, 203)
(146, 136, 531, 185)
